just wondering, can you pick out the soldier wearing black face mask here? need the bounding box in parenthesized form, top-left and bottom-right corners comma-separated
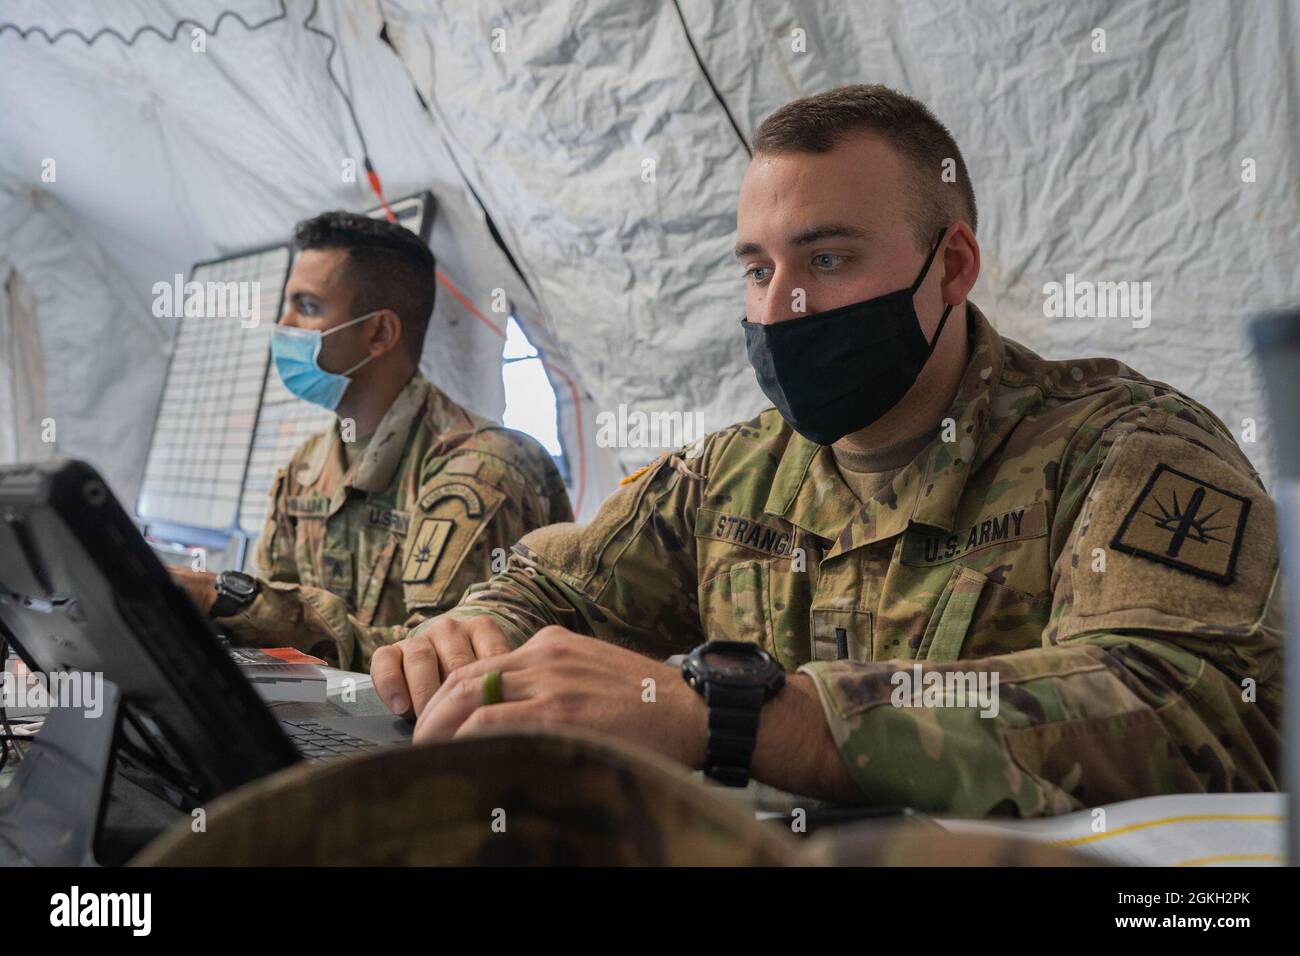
(742, 228, 954, 446)
(373, 85, 1280, 819)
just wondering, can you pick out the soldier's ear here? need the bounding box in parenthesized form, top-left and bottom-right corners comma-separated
(371, 309, 403, 357)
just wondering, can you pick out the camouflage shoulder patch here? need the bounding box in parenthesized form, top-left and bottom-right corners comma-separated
(1057, 427, 1277, 640)
(402, 517, 455, 583)
(443, 455, 483, 479)
(1110, 463, 1250, 585)
(401, 474, 507, 604)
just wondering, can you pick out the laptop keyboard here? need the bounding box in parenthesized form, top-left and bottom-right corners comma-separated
(280, 718, 381, 762)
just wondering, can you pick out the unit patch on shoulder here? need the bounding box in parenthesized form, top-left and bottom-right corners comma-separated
(402, 517, 455, 583)
(1109, 463, 1251, 585)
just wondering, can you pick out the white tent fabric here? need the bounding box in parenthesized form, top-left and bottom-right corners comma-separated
(0, 0, 1296, 522)
(0, 184, 164, 490)
(0, 257, 51, 463)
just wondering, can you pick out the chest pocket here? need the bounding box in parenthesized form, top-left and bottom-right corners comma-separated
(290, 517, 325, 589)
(699, 560, 773, 651)
(319, 548, 355, 606)
(917, 566, 986, 661)
(916, 565, 1051, 662)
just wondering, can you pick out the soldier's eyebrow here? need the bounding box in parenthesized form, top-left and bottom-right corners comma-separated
(734, 223, 869, 258)
(789, 223, 869, 246)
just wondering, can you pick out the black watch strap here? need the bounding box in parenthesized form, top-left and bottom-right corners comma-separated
(210, 572, 258, 619)
(702, 682, 766, 787)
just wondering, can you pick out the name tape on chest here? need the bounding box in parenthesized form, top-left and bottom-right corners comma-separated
(1109, 463, 1250, 584)
(285, 494, 330, 518)
(696, 508, 793, 557)
(364, 504, 411, 536)
(902, 501, 1047, 567)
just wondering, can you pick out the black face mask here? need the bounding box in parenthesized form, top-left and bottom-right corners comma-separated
(742, 231, 953, 446)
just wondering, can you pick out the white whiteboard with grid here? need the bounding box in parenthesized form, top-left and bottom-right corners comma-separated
(137, 246, 292, 531)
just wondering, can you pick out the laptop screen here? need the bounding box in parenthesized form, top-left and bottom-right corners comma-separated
(0, 459, 300, 806)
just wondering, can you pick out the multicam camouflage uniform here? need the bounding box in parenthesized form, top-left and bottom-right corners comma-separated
(217, 374, 572, 671)
(438, 304, 1282, 817)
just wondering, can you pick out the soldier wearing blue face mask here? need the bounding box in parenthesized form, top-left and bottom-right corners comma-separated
(168, 211, 572, 672)
(270, 309, 384, 411)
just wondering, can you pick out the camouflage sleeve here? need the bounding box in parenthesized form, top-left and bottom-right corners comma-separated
(225, 443, 573, 673)
(436, 438, 719, 659)
(800, 403, 1282, 817)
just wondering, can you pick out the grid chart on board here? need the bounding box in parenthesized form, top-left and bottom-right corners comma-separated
(137, 247, 291, 531)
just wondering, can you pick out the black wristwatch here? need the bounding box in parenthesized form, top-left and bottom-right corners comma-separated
(210, 570, 260, 619)
(681, 640, 785, 787)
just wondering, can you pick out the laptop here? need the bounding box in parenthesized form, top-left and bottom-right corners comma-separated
(0, 459, 411, 860)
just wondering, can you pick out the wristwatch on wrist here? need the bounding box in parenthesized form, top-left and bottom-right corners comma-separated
(681, 640, 785, 787)
(210, 570, 259, 619)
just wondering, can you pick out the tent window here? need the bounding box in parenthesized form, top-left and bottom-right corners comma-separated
(501, 315, 564, 471)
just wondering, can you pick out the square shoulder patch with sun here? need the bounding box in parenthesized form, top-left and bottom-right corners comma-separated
(1109, 463, 1251, 585)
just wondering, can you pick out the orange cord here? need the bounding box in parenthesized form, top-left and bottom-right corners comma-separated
(364, 163, 588, 514)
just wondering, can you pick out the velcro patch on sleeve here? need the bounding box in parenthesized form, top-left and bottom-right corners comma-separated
(401, 475, 507, 606)
(1110, 463, 1250, 584)
(402, 517, 455, 583)
(1062, 428, 1276, 636)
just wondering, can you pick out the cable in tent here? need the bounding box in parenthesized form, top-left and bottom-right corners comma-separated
(669, 0, 752, 159)
(2, 0, 593, 511)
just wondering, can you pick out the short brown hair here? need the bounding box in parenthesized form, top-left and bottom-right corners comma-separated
(294, 211, 436, 363)
(751, 84, 977, 251)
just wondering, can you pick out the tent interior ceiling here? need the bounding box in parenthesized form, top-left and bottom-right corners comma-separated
(1, 0, 1296, 520)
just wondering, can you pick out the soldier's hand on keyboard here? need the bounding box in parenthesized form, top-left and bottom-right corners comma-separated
(370, 614, 512, 719)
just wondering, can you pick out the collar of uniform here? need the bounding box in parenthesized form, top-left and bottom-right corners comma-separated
(294, 422, 344, 490)
(293, 373, 431, 494)
(351, 373, 432, 493)
(763, 301, 1007, 550)
(764, 430, 855, 542)
(907, 301, 1007, 533)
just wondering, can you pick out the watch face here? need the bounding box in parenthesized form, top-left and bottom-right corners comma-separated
(701, 648, 767, 681)
(222, 573, 256, 598)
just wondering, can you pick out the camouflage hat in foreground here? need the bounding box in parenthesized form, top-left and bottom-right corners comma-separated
(132, 729, 796, 866)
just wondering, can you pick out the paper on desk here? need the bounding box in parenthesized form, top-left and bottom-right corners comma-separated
(937, 792, 1284, 866)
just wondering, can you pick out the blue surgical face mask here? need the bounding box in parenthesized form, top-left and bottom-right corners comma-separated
(271, 311, 380, 411)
